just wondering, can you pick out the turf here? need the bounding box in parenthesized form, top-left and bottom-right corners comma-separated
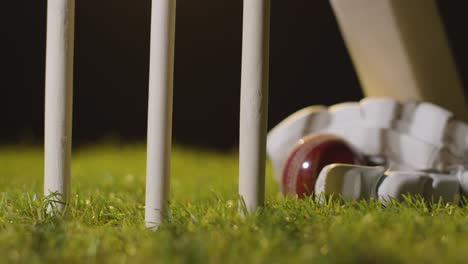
(1, 145, 468, 263)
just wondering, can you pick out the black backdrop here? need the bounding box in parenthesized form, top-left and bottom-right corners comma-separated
(2, 1, 468, 150)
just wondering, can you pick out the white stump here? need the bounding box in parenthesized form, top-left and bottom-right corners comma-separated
(44, 0, 75, 208)
(239, 0, 271, 212)
(145, 0, 177, 229)
(330, 0, 468, 120)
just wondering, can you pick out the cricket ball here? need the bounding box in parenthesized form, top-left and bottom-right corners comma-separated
(281, 134, 363, 198)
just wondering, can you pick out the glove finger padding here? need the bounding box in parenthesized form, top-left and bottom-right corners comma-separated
(377, 171, 460, 204)
(315, 164, 385, 201)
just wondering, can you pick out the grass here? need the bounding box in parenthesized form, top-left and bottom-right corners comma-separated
(1, 145, 468, 263)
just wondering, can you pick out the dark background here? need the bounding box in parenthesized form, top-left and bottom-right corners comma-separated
(2, 1, 468, 151)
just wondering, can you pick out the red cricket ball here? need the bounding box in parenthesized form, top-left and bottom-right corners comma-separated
(281, 134, 363, 198)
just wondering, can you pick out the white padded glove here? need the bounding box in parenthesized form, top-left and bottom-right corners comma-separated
(267, 97, 468, 202)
